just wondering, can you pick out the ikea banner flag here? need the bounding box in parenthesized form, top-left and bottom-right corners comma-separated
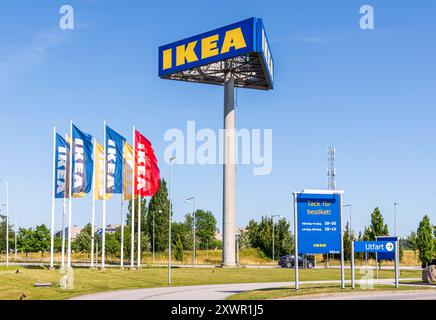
(158, 17, 274, 89)
(297, 193, 341, 254)
(54, 133, 69, 199)
(105, 126, 126, 194)
(72, 124, 93, 197)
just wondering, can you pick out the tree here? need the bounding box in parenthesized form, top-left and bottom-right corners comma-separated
(146, 179, 170, 252)
(33, 224, 51, 256)
(126, 197, 147, 234)
(72, 224, 92, 253)
(274, 218, 292, 258)
(368, 207, 389, 240)
(416, 215, 435, 265)
(407, 231, 418, 259)
(174, 237, 184, 261)
(184, 210, 217, 250)
(0, 215, 15, 253)
(17, 228, 34, 257)
(244, 216, 291, 259)
(172, 221, 191, 250)
(343, 222, 355, 261)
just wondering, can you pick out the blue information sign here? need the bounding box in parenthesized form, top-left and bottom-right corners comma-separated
(376, 236, 398, 261)
(354, 241, 396, 253)
(297, 193, 341, 254)
(97, 228, 103, 237)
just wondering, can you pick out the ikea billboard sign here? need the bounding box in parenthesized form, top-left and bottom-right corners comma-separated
(159, 18, 274, 89)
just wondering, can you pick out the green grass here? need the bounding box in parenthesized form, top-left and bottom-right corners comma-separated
(0, 265, 422, 300)
(226, 283, 436, 300)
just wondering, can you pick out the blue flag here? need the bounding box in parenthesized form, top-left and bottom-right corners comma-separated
(54, 133, 69, 199)
(105, 126, 126, 194)
(72, 124, 93, 197)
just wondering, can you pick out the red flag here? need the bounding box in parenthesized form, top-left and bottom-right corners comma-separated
(134, 130, 160, 197)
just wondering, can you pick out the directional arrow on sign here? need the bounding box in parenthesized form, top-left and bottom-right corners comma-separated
(386, 242, 394, 252)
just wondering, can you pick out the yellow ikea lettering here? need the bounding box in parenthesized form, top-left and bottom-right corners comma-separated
(201, 34, 219, 59)
(163, 48, 172, 70)
(176, 41, 198, 66)
(221, 27, 247, 54)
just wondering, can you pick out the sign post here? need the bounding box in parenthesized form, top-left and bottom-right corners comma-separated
(395, 239, 399, 288)
(293, 192, 299, 290)
(293, 189, 344, 290)
(351, 241, 355, 289)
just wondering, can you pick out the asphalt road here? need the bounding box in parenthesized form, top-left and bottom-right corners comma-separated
(71, 278, 434, 300)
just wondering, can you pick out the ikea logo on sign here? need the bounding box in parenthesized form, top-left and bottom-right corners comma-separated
(159, 17, 274, 90)
(159, 18, 255, 77)
(162, 27, 248, 70)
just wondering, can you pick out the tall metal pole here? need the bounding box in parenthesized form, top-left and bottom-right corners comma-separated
(272, 220, 275, 262)
(102, 120, 107, 269)
(340, 194, 345, 289)
(50, 126, 56, 269)
(120, 196, 124, 268)
(5, 181, 9, 268)
(90, 138, 96, 269)
(168, 157, 175, 286)
(137, 193, 141, 268)
(61, 132, 68, 268)
(193, 198, 196, 268)
(351, 241, 355, 289)
(61, 196, 66, 268)
(222, 71, 236, 267)
(394, 203, 396, 237)
(67, 120, 73, 268)
(14, 208, 17, 261)
(395, 239, 399, 288)
(293, 192, 299, 290)
(130, 126, 136, 269)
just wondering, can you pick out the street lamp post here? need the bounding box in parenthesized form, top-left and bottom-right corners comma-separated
(185, 197, 196, 268)
(14, 208, 17, 261)
(271, 214, 282, 261)
(154, 209, 162, 265)
(168, 156, 176, 286)
(394, 202, 398, 237)
(0, 179, 9, 267)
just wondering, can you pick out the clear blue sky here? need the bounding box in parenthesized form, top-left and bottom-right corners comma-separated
(0, 0, 435, 237)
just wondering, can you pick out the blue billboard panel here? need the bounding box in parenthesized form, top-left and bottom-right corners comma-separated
(158, 17, 273, 89)
(376, 236, 398, 261)
(297, 193, 341, 254)
(354, 241, 396, 253)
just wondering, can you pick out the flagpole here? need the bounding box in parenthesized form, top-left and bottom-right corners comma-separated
(102, 120, 107, 269)
(131, 125, 136, 269)
(121, 195, 124, 268)
(67, 120, 73, 269)
(90, 137, 96, 269)
(50, 126, 57, 269)
(61, 132, 68, 268)
(61, 194, 66, 268)
(137, 192, 141, 268)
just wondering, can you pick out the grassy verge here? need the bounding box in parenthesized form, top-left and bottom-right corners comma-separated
(226, 283, 436, 300)
(0, 265, 422, 300)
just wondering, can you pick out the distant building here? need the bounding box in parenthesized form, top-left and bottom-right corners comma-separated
(215, 226, 242, 242)
(55, 225, 83, 240)
(105, 224, 121, 234)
